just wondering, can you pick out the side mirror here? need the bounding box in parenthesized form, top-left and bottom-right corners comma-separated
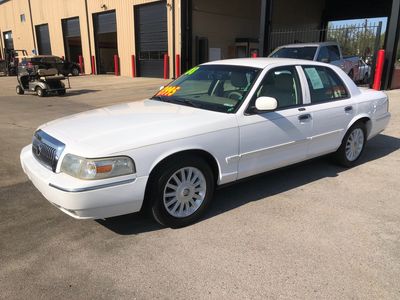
(255, 96, 278, 111)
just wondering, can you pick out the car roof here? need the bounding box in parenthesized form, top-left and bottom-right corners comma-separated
(276, 41, 338, 48)
(202, 57, 331, 69)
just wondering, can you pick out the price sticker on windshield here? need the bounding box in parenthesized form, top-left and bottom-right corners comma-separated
(156, 86, 181, 97)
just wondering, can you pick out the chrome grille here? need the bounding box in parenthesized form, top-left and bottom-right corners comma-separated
(32, 130, 65, 172)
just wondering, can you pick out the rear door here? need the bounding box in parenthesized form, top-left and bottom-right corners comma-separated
(300, 65, 354, 157)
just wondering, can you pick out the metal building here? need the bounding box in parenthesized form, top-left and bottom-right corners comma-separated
(0, 0, 400, 89)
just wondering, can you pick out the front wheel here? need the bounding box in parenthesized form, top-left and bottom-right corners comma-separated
(36, 87, 46, 97)
(16, 85, 24, 95)
(149, 156, 215, 228)
(334, 122, 366, 167)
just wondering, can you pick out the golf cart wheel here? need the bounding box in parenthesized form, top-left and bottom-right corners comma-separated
(16, 85, 24, 95)
(71, 67, 79, 76)
(57, 89, 66, 96)
(36, 87, 46, 97)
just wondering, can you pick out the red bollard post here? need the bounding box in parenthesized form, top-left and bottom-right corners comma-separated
(131, 54, 136, 78)
(175, 54, 181, 78)
(372, 49, 385, 90)
(61, 56, 65, 60)
(91, 55, 96, 75)
(114, 54, 119, 76)
(78, 55, 84, 74)
(164, 53, 169, 79)
(251, 52, 258, 58)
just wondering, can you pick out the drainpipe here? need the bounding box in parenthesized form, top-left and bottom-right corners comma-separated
(28, 0, 37, 53)
(84, 0, 93, 74)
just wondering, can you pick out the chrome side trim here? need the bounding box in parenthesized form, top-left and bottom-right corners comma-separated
(49, 178, 136, 193)
(308, 129, 344, 140)
(239, 139, 308, 160)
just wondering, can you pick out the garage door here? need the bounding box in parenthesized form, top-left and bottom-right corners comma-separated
(3, 31, 14, 50)
(36, 24, 52, 55)
(62, 17, 83, 63)
(62, 17, 81, 38)
(134, 1, 167, 78)
(93, 11, 118, 74)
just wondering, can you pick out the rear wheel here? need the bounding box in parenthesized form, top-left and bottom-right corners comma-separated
(16, 85, 24, 95)
(149, 156, 215, 228)
(36, 87, 46, 97)
(334, 122, 366, 167)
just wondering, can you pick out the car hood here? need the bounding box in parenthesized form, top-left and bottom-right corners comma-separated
(39, 99, 237, 156)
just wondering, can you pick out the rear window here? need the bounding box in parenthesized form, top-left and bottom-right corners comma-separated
(302, 66, 349, 103)
(270, 47, 317, 60)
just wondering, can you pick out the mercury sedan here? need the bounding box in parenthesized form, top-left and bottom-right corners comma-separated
(20, 58, 391, 227)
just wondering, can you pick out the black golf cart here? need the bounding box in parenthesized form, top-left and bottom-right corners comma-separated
(16, 64, 70, 97)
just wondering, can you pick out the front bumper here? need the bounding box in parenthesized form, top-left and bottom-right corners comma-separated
(20, 145, 148, 219)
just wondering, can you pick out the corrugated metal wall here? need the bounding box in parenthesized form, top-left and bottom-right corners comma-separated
(0, 0, 181, 77)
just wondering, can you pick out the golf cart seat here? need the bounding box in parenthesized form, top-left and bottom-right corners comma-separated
(37, 68, 65, 80)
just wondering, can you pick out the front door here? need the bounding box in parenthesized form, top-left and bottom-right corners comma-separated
(237, 66, 312, 179)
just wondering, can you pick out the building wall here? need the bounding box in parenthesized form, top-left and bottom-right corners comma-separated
(0, 0, 35, 57)
(192, 0, 261, 63)
(0, 0, 181, 77)
(271, 0, 326, 30)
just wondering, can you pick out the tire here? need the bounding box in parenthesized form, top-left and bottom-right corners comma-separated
(57, 89, 66, 96)
(334, 122, 367, 167)
(36, 87, 46, 97)
(71, 67, 79, 76)
(148, 155, 215, 228)
(16, 85, 24, 95)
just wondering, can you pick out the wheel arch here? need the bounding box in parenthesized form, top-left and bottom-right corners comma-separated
(142, 148, 221, 211)
(347, 114, 372, 137)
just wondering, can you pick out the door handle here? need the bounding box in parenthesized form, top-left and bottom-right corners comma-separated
(344, 106, 353, 113)
(298, 114, 311, 121)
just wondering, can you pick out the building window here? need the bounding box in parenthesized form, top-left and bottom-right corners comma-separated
(20, 14, 26, 22)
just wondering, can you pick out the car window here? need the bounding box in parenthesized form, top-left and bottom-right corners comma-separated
(327, 45, 340, 61)
(54, 57, 63, 63)
(42, 57, 55, 63)
(317, 46, 330, 62)
(255, 66, 302, 109)
(270, 47, 317, 60)
(153, 65, 261, 113)
(302, 66, 349, 103)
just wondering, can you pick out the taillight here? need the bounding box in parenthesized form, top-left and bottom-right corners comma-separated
(27, 62, 33, 69)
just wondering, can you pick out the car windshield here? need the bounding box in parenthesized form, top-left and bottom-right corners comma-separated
(151, 65, 261, 113)
(270, 46, 317, 60)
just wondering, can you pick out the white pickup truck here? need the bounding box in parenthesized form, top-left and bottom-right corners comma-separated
(269, 42, 360, 80)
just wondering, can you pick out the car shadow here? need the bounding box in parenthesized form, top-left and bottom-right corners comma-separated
(63, 89, 100, 97)
(96, 133, 400, 235)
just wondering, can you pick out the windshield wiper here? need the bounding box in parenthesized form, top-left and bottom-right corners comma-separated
(172, 98, 202, 108)
(150, 95, 164, 101)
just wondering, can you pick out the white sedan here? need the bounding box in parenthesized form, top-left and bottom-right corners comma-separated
(20, 58, 391, 227)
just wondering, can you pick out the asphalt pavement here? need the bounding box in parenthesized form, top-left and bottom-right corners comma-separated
(0, 75, 399, 299)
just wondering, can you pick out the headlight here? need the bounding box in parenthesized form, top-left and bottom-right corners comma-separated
(61, 154, 135, 180)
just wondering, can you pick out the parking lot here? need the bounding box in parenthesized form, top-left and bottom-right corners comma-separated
(1, 75, 399, 299)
